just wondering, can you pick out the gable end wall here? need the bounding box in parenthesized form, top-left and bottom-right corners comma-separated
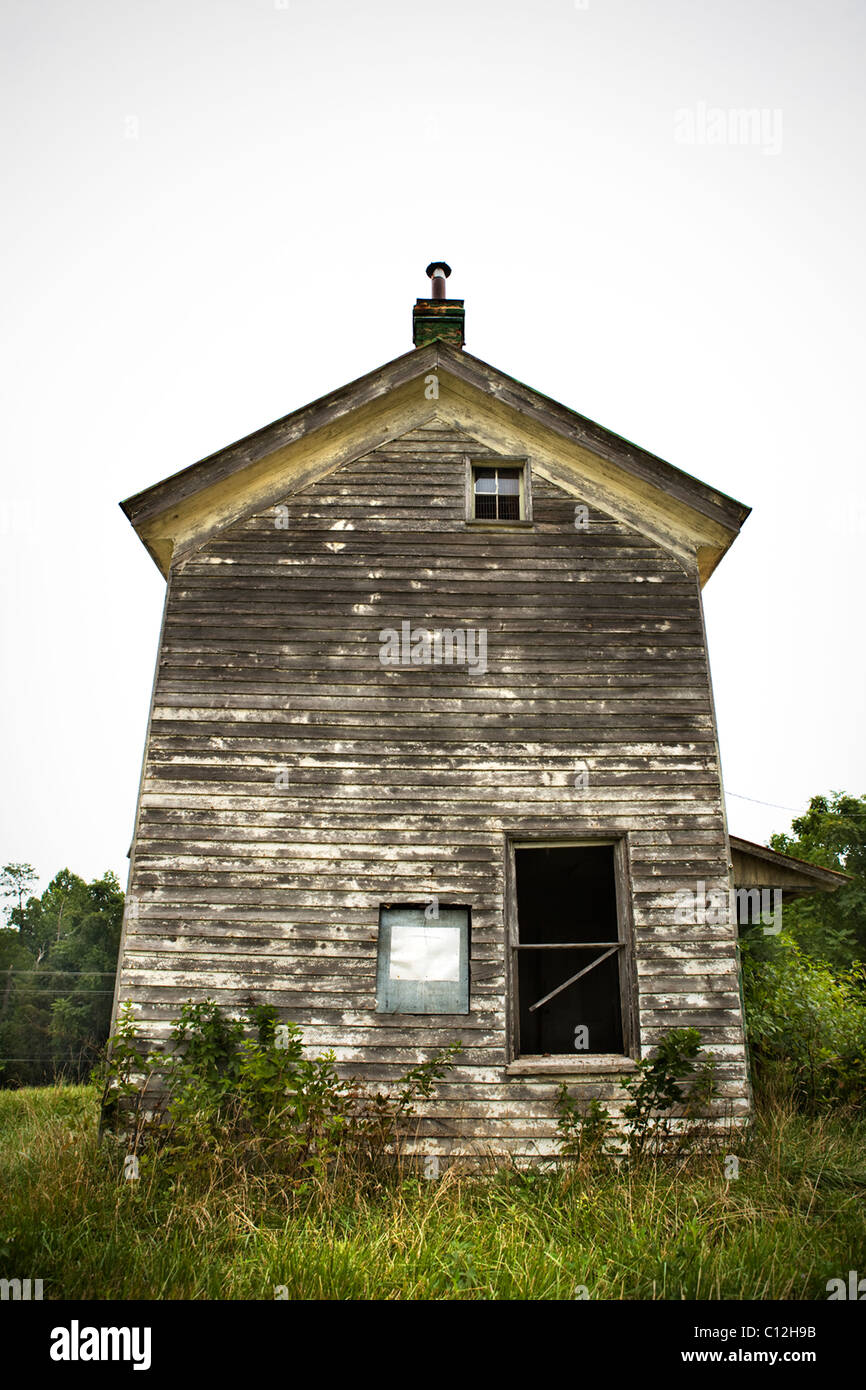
(116, 421, 750, 1158)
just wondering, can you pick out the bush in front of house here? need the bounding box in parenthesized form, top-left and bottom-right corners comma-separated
(555, 1026, 721, 1169)
(98, 998, 460, 1196)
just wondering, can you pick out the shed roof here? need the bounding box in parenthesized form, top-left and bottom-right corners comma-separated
(730, 835, 851, 897)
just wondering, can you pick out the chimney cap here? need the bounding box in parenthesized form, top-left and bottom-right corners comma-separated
(425, 261, 452, 280)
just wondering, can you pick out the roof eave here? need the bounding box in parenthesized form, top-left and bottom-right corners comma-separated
(121, 341, 750, 579)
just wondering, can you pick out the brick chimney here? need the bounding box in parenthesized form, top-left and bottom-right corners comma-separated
(412, 261, 465, 348)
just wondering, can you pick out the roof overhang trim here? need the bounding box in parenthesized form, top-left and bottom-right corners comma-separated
(121, 342, 750, 581)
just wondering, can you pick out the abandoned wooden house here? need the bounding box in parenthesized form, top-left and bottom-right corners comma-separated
(112, 263, 846, 1158)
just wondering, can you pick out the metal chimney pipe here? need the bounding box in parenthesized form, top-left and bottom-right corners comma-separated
(426, 261, 452, 301)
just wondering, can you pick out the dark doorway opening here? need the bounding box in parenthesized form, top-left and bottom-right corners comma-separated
(514, 844, 624, 1055)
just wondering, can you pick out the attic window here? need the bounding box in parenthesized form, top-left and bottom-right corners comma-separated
(467, 459, 531, 523)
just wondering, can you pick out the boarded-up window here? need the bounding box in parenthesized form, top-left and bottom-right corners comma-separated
(376, 905, 470, 1014)
(513, 845, 626, 1055)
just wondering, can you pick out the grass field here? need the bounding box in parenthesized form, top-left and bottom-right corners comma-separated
(1, 1084, 864, 1300)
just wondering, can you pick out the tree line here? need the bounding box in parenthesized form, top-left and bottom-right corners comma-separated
(0, 864, 123, 1085)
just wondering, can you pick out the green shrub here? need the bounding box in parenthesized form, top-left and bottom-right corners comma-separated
(742, 933, 866, 1108)
(99, 999, 460, 1195)
(555, 1028, 719, 1166)
(554, 1090, 613, 1169)
(621, 1027, 718, 1156)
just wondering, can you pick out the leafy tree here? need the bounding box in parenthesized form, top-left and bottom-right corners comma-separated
(768, 792, 866, 968)
(739, 792, 866, 1109)
(741, 932, 866, 1108)
(0, 868, 123, 1087)
(0, 863, 37, 922)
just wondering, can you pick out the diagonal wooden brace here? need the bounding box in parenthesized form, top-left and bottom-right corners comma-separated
(527, 945, 622, 1014)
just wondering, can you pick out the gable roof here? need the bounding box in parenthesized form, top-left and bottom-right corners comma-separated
(121, 340, 750, 581)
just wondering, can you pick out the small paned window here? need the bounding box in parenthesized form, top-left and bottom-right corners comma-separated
(473, 465, 523, 521)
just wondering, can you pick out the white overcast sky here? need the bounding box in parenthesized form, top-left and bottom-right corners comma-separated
(1, 0, 864, 895)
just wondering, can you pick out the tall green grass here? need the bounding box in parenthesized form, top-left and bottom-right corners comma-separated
(1, 1085, 864, 1300)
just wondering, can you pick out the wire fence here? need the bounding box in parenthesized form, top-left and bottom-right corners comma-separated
(1, 971, 118, 1071)
(2, 970, 118, 975)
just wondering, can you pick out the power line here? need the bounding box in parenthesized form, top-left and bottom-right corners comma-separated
(6, 988, 116, 994)
(725, 790, 805, 813)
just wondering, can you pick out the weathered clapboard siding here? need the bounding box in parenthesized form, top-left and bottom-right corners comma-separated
(116, 419, 749, 1158)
